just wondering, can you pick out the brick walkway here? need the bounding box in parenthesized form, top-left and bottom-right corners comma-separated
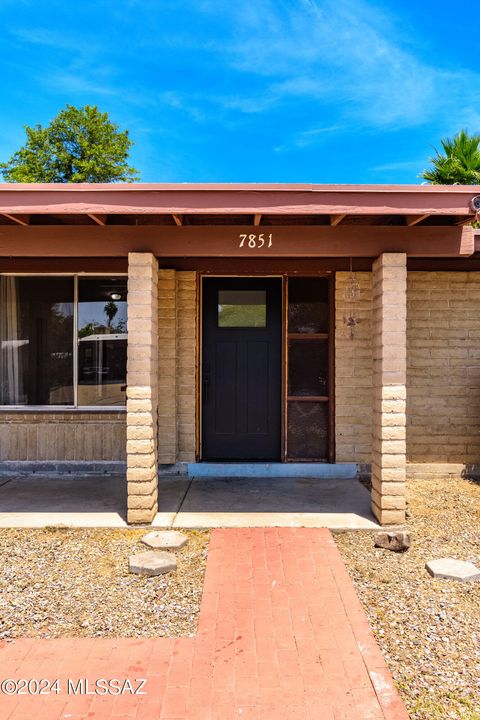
(0, 528, 409, 719)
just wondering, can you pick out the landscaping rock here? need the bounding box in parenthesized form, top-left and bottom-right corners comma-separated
(129, 550, 177, 577)
(141, 530, 188, 550)
(425, 558, 480, 582)
(374, 531, 411, 552)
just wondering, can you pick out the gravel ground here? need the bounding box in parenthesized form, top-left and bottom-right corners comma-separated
(0, 528, 209, 639)
(335, 477, 480, 720)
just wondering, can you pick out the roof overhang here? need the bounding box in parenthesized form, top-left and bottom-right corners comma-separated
(0, 183, 478, 258)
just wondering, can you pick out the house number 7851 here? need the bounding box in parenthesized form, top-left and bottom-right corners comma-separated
(239, 233, 273, 249)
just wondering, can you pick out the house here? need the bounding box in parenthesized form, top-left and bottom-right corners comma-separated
(0, 183, 479, 526)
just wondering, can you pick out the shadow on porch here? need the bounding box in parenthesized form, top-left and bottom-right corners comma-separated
(0, 473, 379, 529)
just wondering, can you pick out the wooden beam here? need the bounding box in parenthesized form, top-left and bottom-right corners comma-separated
(254, 214, 262, 226)
(161, 255, 480, 273)
(0, 257, 128, 273)
(1, 213, 29, 226)
(330, 214, 346, 226)
(87, 213, 107, 226)
(172, 214, 183, 226)
(0, 225, 473, 258)
(405, 214, 430, 226)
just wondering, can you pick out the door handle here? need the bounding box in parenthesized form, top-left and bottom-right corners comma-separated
(203, 364, 210, 403)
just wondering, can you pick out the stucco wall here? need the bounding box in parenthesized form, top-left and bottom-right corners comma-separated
(0, 412, 126, 461)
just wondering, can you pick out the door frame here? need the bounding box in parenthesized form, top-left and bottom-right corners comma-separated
(196, 271, 335, 463)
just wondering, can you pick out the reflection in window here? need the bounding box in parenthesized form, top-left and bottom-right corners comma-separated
(218, 290, 266, 327)
(0, 276, 74, 405)
(78, 278, 128, 406)
(0, 275, 127, 407)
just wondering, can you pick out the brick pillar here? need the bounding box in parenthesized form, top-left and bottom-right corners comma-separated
(157, 270, 177, 464)
(371, 253, 407, 525)
(126, 252, 159, 524)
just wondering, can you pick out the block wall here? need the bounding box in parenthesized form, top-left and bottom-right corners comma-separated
(157, 270, 177, 464)
(176, 272, 197, 462)
(336, 270, 480, 474)
(157, 270, 197, 464)
(406, 271, 480, 466)
(334, 272, 373, 462)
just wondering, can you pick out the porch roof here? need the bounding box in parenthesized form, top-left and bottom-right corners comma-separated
(0, 183, 478, 259)
(0, 183, 478, 227)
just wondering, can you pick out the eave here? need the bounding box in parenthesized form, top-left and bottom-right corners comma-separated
(0, 183, 478, 258)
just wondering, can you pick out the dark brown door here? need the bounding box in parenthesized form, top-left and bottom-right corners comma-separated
(202, 277, 282, 460)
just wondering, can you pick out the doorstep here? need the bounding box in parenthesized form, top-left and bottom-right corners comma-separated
(188, 462, 358, 478)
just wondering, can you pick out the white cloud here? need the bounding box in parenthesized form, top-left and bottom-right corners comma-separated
(7, 0, 480, 155)
(182, 0, 480, 136)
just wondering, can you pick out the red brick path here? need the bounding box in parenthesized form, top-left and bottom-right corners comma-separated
(0, 528, 409, 719)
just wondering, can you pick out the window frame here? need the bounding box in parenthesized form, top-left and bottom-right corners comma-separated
(0, 272, 128, 412)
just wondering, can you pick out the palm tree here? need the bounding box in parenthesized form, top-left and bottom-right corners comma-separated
(420, 129, 480, 184)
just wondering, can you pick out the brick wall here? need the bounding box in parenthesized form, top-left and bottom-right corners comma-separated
(407, 271, 480, 466)
(335, 272, 373, 463)
(0, 413, 126, 461)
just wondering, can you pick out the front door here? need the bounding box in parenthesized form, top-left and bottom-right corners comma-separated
(202, 277, 282, 460)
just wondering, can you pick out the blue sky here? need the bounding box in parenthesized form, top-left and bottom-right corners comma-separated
(1, 0, 479, 183)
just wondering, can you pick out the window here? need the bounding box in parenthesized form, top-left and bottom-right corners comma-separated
(286, 277, 330, 461)
(0, 275, 128, 408)
(218, 290, 267, 327)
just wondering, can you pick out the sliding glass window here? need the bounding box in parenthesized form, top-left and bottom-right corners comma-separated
(78, 278, 128, 406)
(0, 275, 127, 408)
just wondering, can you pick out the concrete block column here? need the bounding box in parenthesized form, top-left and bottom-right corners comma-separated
(371, 253, 407, 525)
(126, 252, 159, 524)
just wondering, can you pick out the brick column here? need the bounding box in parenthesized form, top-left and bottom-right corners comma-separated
(157, 270, 177, 464)
(126, 252, 159, 524)
(371, 253, 407, 525)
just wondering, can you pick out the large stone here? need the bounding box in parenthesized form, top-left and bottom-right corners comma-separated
(374, 531, 411, 552)
(129, 550, 176, 576)
(141, 530, 188, 550)
(425, 558, 480, 582)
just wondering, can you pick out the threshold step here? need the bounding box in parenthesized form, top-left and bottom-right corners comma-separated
(187, 463, 357, 479)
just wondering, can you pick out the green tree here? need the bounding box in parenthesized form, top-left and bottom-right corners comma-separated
(0, 104, 139, 182)
(420, 129, 480, 185)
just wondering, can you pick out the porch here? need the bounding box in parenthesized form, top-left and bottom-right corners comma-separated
(1, 183, 479, 527)
(0, 471, 379, 530)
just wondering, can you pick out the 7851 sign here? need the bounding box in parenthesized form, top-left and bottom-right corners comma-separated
(239, 233, 273, 249)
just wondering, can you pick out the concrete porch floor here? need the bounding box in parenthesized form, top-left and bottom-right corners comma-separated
(0, 474, 380, 529)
